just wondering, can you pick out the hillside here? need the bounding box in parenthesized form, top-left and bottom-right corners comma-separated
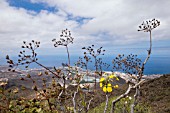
(89, 74, 170, 113)
(140, 74, 170, 113)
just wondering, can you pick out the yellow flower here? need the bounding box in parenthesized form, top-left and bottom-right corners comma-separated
(102, 83, 112, 93)
(109, 74, 116, 79)
(100, 83, 103, 87)
(103, 86, 107, 92)
(114, 85, 119, 89)
(100, 77, 105, 82)
(107, 87, 112, 92)
(116, 77, 119, 81)
(107, 83, 112, 87)
(100, 77, 105, 87)
(107, 83, 112, 92)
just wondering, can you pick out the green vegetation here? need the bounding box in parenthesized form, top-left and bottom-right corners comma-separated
(89, 96, 151, 113)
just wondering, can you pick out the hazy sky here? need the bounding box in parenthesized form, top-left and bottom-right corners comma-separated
(0, 0, 170, 56)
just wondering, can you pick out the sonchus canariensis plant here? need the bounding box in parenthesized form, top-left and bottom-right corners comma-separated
(100, 74, 119, 113)
(111, 19, 160, 113)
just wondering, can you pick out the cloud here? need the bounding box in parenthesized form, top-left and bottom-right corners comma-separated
(0, 0, 170, 57)
(30, 0, 170, 42)
(0, 0, 79, 54)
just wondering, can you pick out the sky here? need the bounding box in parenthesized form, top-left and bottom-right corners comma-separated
(0, 0, 170, 57)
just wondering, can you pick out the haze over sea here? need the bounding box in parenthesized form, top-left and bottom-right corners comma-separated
(1, 47, 170, 75)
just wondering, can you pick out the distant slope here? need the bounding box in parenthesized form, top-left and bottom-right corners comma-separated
(140, 74, 170, 113)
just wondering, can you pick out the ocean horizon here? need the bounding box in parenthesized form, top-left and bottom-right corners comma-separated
(1, 54, 170, 75)
(37, 55, 170, 75)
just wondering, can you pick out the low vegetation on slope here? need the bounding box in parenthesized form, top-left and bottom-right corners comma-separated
(89, 74, 170, 113)
(140, 74, 170, 113)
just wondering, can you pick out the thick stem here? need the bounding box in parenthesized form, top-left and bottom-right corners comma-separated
(86, 98, 93, 112)
(73, 85, 79, 113)
(85, 63, 90, 91)
(104, 93, 109, 113)
(130, 87, 139, 113)
(130, 31, 152, 113)
(150, 31, 152, 53)
(57, 76, 66, 112)
(73, 92, 78, 113)
(63, 76, 66, 106)
(139, 31, 152, 79)
(94, 57, 97, 90)
(110, 78, 144, 113)
(143, 31, 152, 67)
(66, 46, 70, 66)
(110, 84, 133, 113)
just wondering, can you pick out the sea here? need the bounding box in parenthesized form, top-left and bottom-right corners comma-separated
(0, 48, 170, 75)
(36, 55, 170, 75)
(1, 55, 170, 75)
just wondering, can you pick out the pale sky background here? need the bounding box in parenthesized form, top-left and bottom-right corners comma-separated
(0, 0, 170, 57)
